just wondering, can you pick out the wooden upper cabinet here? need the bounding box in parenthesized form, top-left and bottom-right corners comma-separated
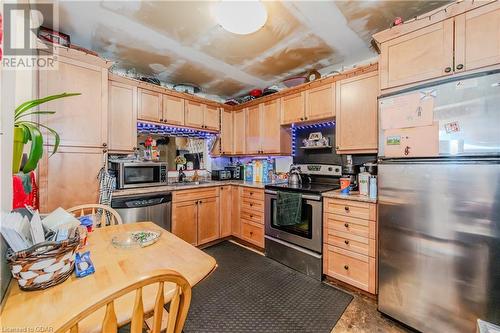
(336, 71, 379, 154)
(39, 56, 108, 148)
(108, 80, 137, 152)
(197, 197, 220, 245)
(261, 99, 282, 154)
(233, 109, 246, 154)
(172, 200, 198, 246)
(454, 4, 500, 73)
(204, 105, 220, 131)
(162, 94, 184, 126)
(306, 83, 335, 121)
(245, 105, 262, 154)
(220, 108, 233, 155)
(379, 19, 454, 90)
(185, 100, 204, 128)
(138, 88, 162, 122)
(219, 186, 232, 238)
(281, 91, 305, 125)
(38, 146, 104, 213)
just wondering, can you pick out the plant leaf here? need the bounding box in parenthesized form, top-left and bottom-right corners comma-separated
(22, 123, 44, 173)
(16, 121, 61, 155)
(15, 111, 56, 122)
(15, 92, 81, 119)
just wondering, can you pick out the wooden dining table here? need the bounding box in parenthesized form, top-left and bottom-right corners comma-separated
(0, 222, 217, 332)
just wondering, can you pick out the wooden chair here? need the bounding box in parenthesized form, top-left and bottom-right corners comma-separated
(56, 269, 192, 333)
(67, 204, 123, 228)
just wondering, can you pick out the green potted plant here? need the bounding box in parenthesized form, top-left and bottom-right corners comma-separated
(13, 92, 81, 174)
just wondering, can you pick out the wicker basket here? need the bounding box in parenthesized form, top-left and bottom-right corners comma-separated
(6, 228, 80, 291)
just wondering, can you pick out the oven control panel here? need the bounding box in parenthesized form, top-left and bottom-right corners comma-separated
(292, 164, 342, 176)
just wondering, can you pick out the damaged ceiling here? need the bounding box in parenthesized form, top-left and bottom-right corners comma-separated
(51, 1, 448, 99)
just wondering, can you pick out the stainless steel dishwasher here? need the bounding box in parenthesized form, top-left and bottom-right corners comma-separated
(111, 192, 172, 231)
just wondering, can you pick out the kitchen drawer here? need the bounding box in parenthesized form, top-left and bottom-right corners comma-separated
(240, 220, 264, 248)
(324, 213, 376, 239)
(324, 229, 375, 257)
(324, 245, 376, 293)
(173, 187, 219, 203)
(324, 198, 376, 221)
(241, 197, 264, 212)
(240, 208, 264, 224)
(241, 187, 264, 201)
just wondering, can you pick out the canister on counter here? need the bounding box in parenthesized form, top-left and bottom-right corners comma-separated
(369, 176, 377, 199)
(340, 177, 351, 194)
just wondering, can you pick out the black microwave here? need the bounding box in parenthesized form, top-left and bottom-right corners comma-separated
(109, 161, 167, 189)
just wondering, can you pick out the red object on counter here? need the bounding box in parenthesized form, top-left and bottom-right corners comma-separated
(12, 172, 39, 210)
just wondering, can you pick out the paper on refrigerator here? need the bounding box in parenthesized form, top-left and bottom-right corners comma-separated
(380, 90, 436, 130)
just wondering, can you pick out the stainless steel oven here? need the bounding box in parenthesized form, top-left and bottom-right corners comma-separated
(264, 190, 322, 253)
(109, 161, 167, 189)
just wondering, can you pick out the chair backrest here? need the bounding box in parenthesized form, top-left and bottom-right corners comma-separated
(56, 269, 192, 333)
(67, 204, 123, 228)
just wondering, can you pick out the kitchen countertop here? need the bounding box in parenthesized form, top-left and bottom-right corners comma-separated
(113, 180, 270, 197)
(322, 189, 377, 204)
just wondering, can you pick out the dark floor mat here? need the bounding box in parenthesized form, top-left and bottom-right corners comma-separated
(183, 241, 353, 333)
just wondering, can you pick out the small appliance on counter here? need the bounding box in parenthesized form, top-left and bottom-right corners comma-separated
(109, 161, 167, 189)
(225, 165, 244, 180)
(341, 163, 360, 191)
(211, 169, 232, 181)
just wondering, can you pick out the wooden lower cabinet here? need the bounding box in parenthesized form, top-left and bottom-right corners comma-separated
(219, 186, 232, 238)
(172, 188, 219, 246)
(324, 245, 376, 294)
(238, 188, 265, 247)
(240, 221, 264, 248)
(172, 200, 198, 246)
(231, 186, 241, 236)
(323, 198, 377, 294)
(197, 197, 220, 245)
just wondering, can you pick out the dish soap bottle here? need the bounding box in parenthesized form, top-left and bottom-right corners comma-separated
(358, 167, 370, 196)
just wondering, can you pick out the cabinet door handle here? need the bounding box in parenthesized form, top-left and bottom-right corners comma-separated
(250, 231, 253, 236)
(250, 203, 253, 207)
(344, 240, 350, 245)
(344, 265, 349, 270)
(160, 118, 164, 122)
(344, 223, 349, 228)
(250, 215, 253, 218)
(250, 192, 253, 196)
(199, 200, 202, 204)
(336, 146, 339, 149)
(444, 67, 452, 73)
(300, 117, 304, 121)
(304, 117, 308, 120)
(456, 64, 464, 70)
(344, 206, 350, 212)
(102, 143, 107, 147)
(103, 149, 108, 153)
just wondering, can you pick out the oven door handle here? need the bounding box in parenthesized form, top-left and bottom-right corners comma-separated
(265, 190, 321, 201)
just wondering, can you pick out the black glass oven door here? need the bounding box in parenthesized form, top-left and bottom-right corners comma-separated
(270, 197, 313, 239)
(123, 166, 160, 185)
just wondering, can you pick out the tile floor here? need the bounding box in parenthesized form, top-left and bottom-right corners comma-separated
(329, 283, 413, 333)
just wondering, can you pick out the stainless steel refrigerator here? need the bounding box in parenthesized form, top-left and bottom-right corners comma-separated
(378, 71, 500, 333)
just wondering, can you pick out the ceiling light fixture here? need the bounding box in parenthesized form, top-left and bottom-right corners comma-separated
(214, 0, 267, 35)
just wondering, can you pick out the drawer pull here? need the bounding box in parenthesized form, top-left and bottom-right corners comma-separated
(250, 231, 253, 235)
(344, 265, 349, 270)
(344, 240, 349, 245)
(250, 192, 253, 196)
(250, 215, 253, 218)
(250, 203, 253, 207)
(344, 223, 349, 228)
(344, 206, 350, 212)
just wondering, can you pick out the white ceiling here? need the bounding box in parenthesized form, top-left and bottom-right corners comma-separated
(51, 1, 447, 99)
